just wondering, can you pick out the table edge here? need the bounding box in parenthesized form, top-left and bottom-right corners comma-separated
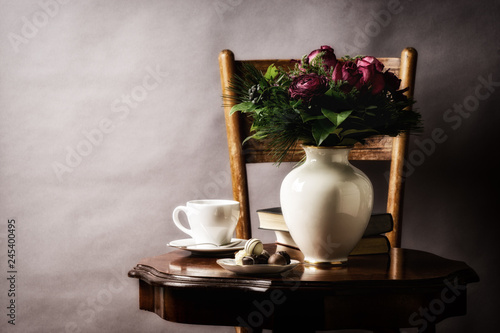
(128, 248, 479, 292)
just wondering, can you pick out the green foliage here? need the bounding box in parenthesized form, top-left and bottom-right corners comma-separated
(228, 57, 421, 164)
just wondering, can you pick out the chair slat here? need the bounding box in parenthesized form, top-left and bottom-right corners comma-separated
(242, 135, 393, 163)
(237, 57, 400, 74)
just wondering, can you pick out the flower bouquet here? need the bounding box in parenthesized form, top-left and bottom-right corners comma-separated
(229, 45, 422, 162)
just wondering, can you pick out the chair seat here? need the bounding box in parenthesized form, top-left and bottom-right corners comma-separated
(128, 244, 479, 331)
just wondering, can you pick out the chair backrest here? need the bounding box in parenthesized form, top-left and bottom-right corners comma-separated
(219, 48, 417, 248)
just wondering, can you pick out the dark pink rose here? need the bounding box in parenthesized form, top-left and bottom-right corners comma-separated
(367, 71, 385, 95)
(332, 60, 363, 92)
(383, 71, 401, 92)
(356, 56, 385, 95)
(305, 45, 337, 71)
(384, 71, 408, 101)
(356, 56, 384, 72)
(289, 73, 329, 101)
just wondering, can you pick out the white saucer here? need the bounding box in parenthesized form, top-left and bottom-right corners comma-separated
(167, 238, 245, 255)
(217, 258, 300, 275)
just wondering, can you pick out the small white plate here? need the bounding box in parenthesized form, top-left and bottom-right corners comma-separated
(167, 238, 245, 255)
(217, 258, 300, 275)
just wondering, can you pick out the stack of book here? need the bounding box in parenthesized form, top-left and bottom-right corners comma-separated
(257, 207, 393, 256)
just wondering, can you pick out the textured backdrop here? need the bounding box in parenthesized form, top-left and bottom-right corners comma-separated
(0, 0, 498, 332)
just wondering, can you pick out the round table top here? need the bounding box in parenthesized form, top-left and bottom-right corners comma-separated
(129, 244, 479, 290)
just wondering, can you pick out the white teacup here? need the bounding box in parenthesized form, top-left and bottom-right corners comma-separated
(172, 199, 240, 246)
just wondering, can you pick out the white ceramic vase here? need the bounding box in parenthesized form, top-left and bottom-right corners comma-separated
(280, 146, 373, 265)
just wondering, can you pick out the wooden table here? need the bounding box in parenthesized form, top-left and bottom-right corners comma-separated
(128, 244, 478, 332)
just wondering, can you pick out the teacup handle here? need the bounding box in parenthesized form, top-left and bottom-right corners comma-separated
(172, 206, 194, 237)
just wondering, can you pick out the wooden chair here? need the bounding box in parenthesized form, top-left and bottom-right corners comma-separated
(218, 47, 418, 248)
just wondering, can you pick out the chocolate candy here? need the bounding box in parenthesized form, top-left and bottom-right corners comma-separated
(235, 240, 291, 266)
(261, 249, 270, 259)
(244, 238, 263, 256)
(276, 251, 291, 265)
(242, 256, 256, 265)
(255, 250, 270, 264)
(268, 252, 289, 265)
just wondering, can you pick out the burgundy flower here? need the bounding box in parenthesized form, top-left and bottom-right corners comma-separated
(356, 56, 384, 72)
(383, 71, 401, 92)
(356, 56, 385, 95)
(384, 71, 409, 102)
(332, 60, 363, 92)
(289, 73, 329, 101)
(304, 45, 337, 71)
(332, 56, 388, 95)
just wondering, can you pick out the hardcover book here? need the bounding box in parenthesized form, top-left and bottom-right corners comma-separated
(257, 207, 393, 255)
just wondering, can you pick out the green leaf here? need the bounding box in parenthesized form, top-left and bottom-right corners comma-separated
(340, 128, 379, 137)
(300, 112, 325, 122)
(338, 138, 359, 146)
(264, 64, 279, 81)
(324, 88, 344, 99)
(321, 108, 353, 127)
(312, 120, 337, 146)
(230, 102, 256, 115)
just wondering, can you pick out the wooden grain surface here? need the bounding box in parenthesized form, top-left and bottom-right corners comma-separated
(130, 245, 477, 286)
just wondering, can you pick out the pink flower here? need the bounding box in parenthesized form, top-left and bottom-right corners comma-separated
(304, 45, 337, 71)
(332, 60, 363, 92)
(356, 56, 384, 72)
(289, 73, 329, 101)
(332, 56, 387, 95)
(356, 56, 385, 95)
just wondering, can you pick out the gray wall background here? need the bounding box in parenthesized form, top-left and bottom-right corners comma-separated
(0, 0, 498, 332)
